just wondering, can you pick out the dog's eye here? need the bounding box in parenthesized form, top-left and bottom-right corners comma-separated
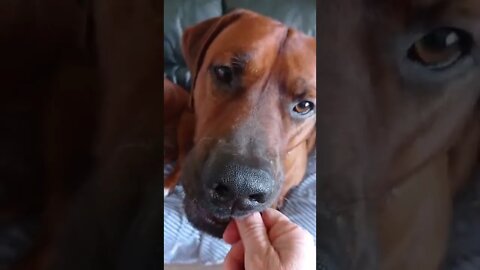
(408, 27, 473, 70)
(212, 65, 233, 85)
(293, 101, 315, 115)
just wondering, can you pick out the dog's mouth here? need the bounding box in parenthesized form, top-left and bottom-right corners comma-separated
(203, 213, 230, 225)
(183, 192, 276, 238)
(181, 156, 231, 236)
(183, 198, 232, 238)
(180, 146, 281, 237)
(182, 178, 271, 238)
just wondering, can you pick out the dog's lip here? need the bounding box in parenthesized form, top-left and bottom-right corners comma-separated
(186, 199, 232, 226)
(203, 211, 231, 224)
(191, 199, 267, 222)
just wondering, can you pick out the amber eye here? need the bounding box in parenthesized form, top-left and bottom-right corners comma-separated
(293, 101, 315, 115)
(212, 65, 233, 85)
(407, 27, 473, 70)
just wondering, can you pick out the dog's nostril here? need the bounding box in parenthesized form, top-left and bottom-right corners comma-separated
(248, 193, 267, 204)
(211, 183, 231, 201)
(214, 184, 229, 196)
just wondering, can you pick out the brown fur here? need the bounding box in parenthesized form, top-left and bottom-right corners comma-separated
(164, 10, 316, 214)
(317, 0, 480, 269)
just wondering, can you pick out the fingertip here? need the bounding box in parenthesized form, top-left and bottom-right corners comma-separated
(223, 219, 240, 244)
(261, 208, 290, 229)
(234, 212, 270, 251)
(234, 211, 262, 225)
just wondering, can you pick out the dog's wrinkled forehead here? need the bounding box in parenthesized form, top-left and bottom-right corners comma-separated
(181, 10, 289, 91)
(181, 9, 316, 113)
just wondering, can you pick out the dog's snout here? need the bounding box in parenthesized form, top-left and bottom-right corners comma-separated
(205, 161, 275, 213)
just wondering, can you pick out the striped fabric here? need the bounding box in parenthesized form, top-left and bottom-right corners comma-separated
(164, 151, 317, 265)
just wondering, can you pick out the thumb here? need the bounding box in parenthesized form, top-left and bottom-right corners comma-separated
(234, 212, 271, 255)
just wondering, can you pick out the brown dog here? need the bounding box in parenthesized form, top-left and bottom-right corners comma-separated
(164, 9, 316, 237)
(163, 78, 190, 165)
(317, 1, 480, 269)
(2, 2, 314, 270)
(5, 0, 480, 269)
(163, 78, 194, 197)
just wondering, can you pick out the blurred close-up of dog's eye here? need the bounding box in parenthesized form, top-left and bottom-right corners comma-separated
(293, 100, 315, 115)
(407, 27, 473, 70)
(212, 65, 234, 85)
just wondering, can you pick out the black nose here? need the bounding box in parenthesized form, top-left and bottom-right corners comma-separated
(204, 161, 275, 213)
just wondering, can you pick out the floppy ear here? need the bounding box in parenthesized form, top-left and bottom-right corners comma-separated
(181, 9, 253, 110)
(181, 16, 222, 76)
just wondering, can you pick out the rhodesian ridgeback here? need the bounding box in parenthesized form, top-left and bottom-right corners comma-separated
(3, 0, 480, 269)
(165, 3, 480, 270)
(316, 1, 480, 269)
(164, 9, 316, 237)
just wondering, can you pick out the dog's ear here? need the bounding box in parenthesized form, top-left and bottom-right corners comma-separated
(181, 9, 252, 77)
(181, 9, 253, 109)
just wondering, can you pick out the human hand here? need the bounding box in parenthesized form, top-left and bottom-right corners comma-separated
(222, 208, 316, 270)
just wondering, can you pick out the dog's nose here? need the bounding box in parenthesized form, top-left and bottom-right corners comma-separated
(205, 161, 275, 212)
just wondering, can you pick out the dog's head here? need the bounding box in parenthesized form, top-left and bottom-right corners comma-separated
(317, 0, 480, 268)
(179, 9, 316, 237)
